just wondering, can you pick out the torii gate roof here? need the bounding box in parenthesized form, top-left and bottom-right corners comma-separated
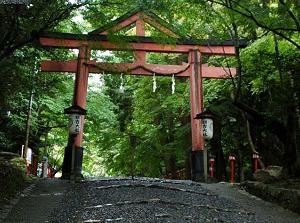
(89, 8, 182, 38)
(39, 9, 246, 77)
(39, 8, 246, 54)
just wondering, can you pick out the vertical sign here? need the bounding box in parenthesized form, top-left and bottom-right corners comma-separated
(68, 114, 81, 135)
(202, 119, 213, 140)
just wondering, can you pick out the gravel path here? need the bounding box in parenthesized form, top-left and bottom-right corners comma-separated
(3, 177, 300, 222)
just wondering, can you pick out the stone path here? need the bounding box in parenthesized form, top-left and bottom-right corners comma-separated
(2, 177, 300, 222)
(2, 178, 70, 222)
(202, 182, 300, 223)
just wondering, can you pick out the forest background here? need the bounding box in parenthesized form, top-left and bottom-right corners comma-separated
(0, 0, 299, 181)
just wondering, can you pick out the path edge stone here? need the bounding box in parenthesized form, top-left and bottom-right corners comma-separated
(0, 179, 38, 221)
(243, 181, 300, 214)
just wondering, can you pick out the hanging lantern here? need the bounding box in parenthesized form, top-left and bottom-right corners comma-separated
(195, 109, 214, 140)
(64, 105, 87, 135)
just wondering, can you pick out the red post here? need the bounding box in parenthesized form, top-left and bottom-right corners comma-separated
(252, 152, 259, 173)
(189, 50, 205, 181)
(26, 164, 30, 175)
(189, 50, 204, 152)
(73, 45, 91, 148)
(229, 154, 236, 184)
(61, 45, 91, 180)
(47, 165, 55, 178)
(32, 155, 38, 176)
(209, 158, 215, 177)
(134, 18, 146, 64)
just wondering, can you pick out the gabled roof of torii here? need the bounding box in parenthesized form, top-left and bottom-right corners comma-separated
(38, 9, 247, 51)
(89, 8, 182, 38)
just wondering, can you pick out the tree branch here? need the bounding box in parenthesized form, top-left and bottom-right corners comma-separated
(203, 0, 300, 49)
(278, 0, 300, 31)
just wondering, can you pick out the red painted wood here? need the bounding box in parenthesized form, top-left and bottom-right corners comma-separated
(201, 63, 236, 78)
(39, 37, 236, 55)
(136, 18, 145, 36)
(252, 153, 259, 173)
(41, 60, 236, 78)
(41, 60, 78, 72)
(73, 46, 91, 147)
(100, 13, 141, 35)
(189, 50, 204, 151)
(142, 15, 179, 38)
(135, 19, 146, 63)
(92, 11, 179, 37)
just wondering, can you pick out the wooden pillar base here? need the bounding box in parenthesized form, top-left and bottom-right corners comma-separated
(191, 150, 204, 181)
(61, 145, 72, 180)
(61, 145, 84, 181)
(71, 146, 84, 181)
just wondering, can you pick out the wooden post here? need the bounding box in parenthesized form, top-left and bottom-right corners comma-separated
(62, 45, 90, 180)
(189, 50, 203, 151)
(134, 18, 146, 63)
(73, 45, 90, 147)
(252, 153, 259, 173)
(229, 155, 236, 184)
(189, 50, 204, 181)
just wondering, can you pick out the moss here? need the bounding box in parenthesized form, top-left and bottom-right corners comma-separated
(0, 154, 28, 206)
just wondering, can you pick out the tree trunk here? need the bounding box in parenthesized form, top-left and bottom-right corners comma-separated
(168, 154, 178, 179)
(290, 69, 300, 177)
(244, 115, 265, 169)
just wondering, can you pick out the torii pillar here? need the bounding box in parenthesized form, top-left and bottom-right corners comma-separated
(61, 45, 91, 180)
(189, 50, 204, 181)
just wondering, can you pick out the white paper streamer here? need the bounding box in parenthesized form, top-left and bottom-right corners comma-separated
(152, 73, 157, 93)
(102, 71, 105, 86)
(172, 74, 175, 94)
(119, 73, 125, 93)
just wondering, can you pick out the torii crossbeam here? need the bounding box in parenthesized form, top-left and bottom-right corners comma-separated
(39, 9, 244, 180)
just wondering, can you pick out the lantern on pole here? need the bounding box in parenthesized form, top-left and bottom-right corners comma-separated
(195, 109, 214, 180)
(64, 105, 87, 135)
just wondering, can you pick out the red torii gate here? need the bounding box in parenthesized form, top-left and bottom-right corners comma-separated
(39, 9, 241, 180)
